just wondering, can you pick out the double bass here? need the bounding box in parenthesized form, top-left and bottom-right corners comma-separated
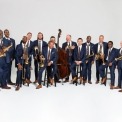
(56, 29, 70, 79)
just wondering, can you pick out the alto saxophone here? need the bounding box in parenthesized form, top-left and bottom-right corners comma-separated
(86, 52, 94, 63)
(115, 56, 122, 61)
(0, 44, 12, 57)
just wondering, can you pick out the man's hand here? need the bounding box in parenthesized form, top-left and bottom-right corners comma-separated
(18, 64, 23, 70)
(109, 62, 112, 66)
(48, 61, 52, 66)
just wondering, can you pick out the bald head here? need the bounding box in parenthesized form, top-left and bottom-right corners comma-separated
(99, 35, 104, 43)
(66, 35, 71, 42)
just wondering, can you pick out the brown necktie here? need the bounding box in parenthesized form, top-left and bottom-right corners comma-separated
(78, 47, 80, 60)
(99, 44, 102, 53)
(48, 49, 51, 62)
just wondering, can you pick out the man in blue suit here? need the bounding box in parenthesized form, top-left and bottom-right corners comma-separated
(0, 51, 11, 89)
(2, 29, 15, 85)
(94, 35, 108, 84)
(62, 35, 77, 82)
(36, 40, 58, 89)
(114, 41, 122, 92)
(33, 32, 48, 83)
(99, 41, 117, 88)
(82, 36, 94, 84)
(15, 36, 32, 91)
(26, 32, 34, 82)
(70, 38, 86, 85)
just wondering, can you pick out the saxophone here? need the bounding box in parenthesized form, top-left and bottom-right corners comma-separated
(115, 56, 122, 61)
(0, 44, 12, 57)
(86, 52, 94, 63)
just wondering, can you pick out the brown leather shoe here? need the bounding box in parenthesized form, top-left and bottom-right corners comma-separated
(110, 85, 114, 89)
(101, 77, 107, 84)
(118, 89, 122, 92)
(49, 78, 54, 85)
(15, 86, 20, 91)
(95, 81, 99, 84)
(88, 81, 92, 84)
(8, 81, 15, 85)
(113, 86, 121, 89)
(2, 86, 11, 89)
(36, 85, 42, 89)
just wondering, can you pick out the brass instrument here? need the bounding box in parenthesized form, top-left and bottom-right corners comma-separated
(23, 45, 29, 64)
(86, 52, 94, 63)
(115, 56, 122, 61)
(34, 46, 45, 67)
(39, 55, 45, 67)
(95, 53, 105, 65)
(0, 44, 12, 57)
(95, 53, 102, 60)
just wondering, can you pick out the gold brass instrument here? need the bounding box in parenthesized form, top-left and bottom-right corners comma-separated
(0, 44, 12, 57)
(34, 46, 39, 59)
(39, 55, 45, 67)
(34, 46, 45, 67)
(95, 53, 105, 65)
(23, 45, 29, 65)
(86, 52, 94, 63)
(95, 53, 102, 60)
(115, 56, 122, 61)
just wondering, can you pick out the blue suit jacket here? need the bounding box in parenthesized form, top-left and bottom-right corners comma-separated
(106, 48, 117, 65)
(2, 37, 15, 63)
(94, 42, 108, 59)
(33, 40, 48, 58)
(82, 42, 94, 62)
(42, 46, 58, 66)
(15, 43, 33, 67)
(116, 49, 122, 68)
(73, 46, 86, 63)
(62, 41, 77, 50)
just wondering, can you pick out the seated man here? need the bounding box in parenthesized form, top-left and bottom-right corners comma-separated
(15, 36, 32, 91)
(99, 41, 117, 87)
(36, 40, 58, 89)
(70, 38, 86, 85)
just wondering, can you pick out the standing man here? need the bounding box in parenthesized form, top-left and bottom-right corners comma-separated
(2, 29, 15, 85)
(82, 36, 94, 84)
(15, 36, 32, 91)
(62, 35, 77, 82)
(114, 41, 122, 92)
(26, 32, 34, 82)
(99, 41, 117, 87)
(36, 40, 58, 89)
(94, 35, 108, 84)
(70, 38, 86, 85)
(33, 32, 48, 83)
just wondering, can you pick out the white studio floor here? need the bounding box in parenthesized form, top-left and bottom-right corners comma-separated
(0, 62, 122, 122)
(0, 76, 122, 122)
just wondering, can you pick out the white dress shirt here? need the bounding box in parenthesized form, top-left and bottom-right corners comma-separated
(38, 40, 42, 52)
(86, 43, 91, 55)
(98, 43, 104, 53)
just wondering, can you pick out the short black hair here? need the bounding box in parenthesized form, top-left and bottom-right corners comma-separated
(108, 41, 113, 45)
(77, 38, 83, 41)
(50, 36, 55, 39)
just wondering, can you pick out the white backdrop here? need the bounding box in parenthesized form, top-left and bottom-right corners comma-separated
(0, 0, 122, 47)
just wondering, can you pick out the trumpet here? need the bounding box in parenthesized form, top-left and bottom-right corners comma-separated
(39, 55, 45, 67)
(115, 56, 122, 61)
